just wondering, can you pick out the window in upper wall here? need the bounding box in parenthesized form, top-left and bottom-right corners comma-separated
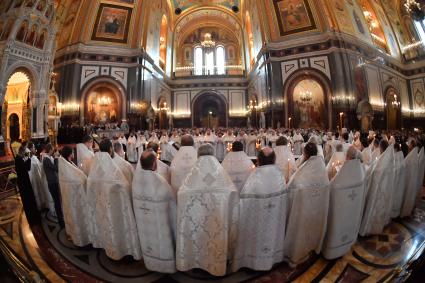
(216, 46, 225, 75)
(194, 46, 203, 75)
(414, 20, 425, 43)
(205, 51, 214, 75)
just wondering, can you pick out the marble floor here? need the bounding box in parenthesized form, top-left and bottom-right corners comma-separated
(1, 192, 425, 283)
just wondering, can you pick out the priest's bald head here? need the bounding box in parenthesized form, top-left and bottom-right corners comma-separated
(257, 147, 276, 166)
(181, 135, 194, 147)
(141, 149, 157, 171)
(346, 146, 359, 161)
(99, 138, 113, 157)
(198, 143, 214, 157)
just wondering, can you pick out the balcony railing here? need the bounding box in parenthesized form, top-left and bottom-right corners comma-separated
(174, 65, 245, 77)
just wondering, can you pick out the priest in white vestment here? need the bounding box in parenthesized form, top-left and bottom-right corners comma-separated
(76, 135, 94, 176)
(215, 132, 226, 162)
(87, 139, 141, 260)
(127, 133, 138, 163)
(245, 132, 258, 157)
(370, 139, 380, 163)
(132, 150, 177, 273)
(176, 144, 238, 276)
(232, 148, 287, 271)
(292, 131, 304, 156)
(391, 144, 406, 218)
(360, 140, 395, 236)
(274, 136, 296, 182)
(417, 148, 424, 198)
(284, 142, 330, 266)
(326, 144, 346, 180)
(322, 147, 365, 259)
(222, 141, 254, 192)
(113, 142, 134, 185)
(170, 135, 197, 192)
(146, 142, 171, 183)
(401, 144, 419, 217)
(58, 146, 91, 247)
(27, 142, 51, 210)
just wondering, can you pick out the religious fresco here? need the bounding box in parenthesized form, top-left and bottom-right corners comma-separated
(380, 0, 407, 46)
(342, 0, 372, 43)
(273, 0, 316, 36)
(91, 3, 132, 43)
(58, 0, 82, 48)
(183, 27, 234, 45)
(369, 0, 400, 57)
(292, 79, 326, 129)
(330, 0, 355, 35)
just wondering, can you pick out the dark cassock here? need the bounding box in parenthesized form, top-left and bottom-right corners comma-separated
(15, 154, 40, 225)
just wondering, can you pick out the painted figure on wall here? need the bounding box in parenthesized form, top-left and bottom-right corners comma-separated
(273, 0, 315, 35)
(92, 4, 132, 43)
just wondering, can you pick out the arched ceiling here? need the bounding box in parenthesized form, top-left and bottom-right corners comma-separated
(171, 0, 240, 14)
(175, 8, 242, 44)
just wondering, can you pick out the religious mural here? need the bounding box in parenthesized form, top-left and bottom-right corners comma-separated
(292, 79, 326, 129)
(330, 0, 355, 35)
(91, 3, 132, 43)
(273, 0, 316, 36)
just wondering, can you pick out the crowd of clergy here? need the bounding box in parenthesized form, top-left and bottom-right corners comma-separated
(14, 127, 425, 276)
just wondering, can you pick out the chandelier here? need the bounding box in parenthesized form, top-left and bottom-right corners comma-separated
(98, 96, 111, 106)
(391, 94, 400, 108)
(300, 90, 312, 102)
(404, 0, 424, 20)
(201, 33, 216, 53)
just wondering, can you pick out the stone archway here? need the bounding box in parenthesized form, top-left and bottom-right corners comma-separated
(2, 70, 33, 142)
(192, 92, 228, 128)
(284, 69, 332, 130)
(80, 79, 126, 126)
(8, 113, 19, 142)
(288, 76, 328, 129)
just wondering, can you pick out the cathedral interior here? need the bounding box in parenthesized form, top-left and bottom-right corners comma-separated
(0, 0, 425, 282)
